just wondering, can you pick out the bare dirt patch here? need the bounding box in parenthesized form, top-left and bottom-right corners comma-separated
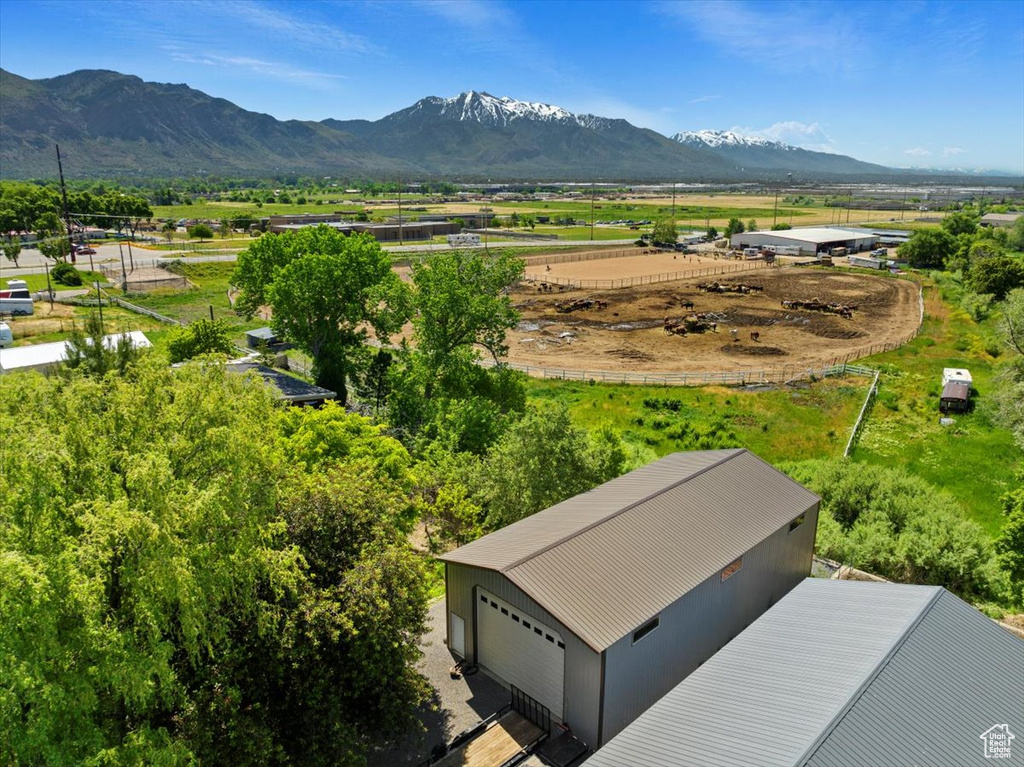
(505, 266, 919, 374)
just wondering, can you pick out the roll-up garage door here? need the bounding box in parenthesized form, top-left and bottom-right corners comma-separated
(476, 588, 564, 718)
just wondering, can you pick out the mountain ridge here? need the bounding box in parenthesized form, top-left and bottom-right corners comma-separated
(0, 69, 1010, 181)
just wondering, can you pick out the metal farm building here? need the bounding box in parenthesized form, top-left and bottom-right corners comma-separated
(731, 227, 879, 256)
(439, 449, 820, 749)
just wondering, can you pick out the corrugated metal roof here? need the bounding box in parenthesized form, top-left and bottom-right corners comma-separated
(442, 450, 819, 651)
(585, 580, 1024, 767)
(803, 590, 1024, 767)
(0, 331, 151, 372)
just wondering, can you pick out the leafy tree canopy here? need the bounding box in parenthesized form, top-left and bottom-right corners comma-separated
(898, 228, 957, 269)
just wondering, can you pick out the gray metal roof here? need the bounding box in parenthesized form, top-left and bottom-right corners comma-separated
(586, 579, 1024, 767)
(441, 450, 819, 651)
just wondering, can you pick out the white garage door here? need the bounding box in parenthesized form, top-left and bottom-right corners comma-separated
(476, 588, 565, 718)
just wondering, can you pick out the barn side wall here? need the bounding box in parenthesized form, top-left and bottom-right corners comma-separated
(444, 563, 603, 748)
(599, 501, 819, 745)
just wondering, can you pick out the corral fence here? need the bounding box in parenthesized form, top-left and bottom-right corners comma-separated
(521, 248, 652, 266)
(99, 261, 190, 292)
(478, 357, 879, 387)
(521, 259, 769, 292)
(844, 369, 881, 458)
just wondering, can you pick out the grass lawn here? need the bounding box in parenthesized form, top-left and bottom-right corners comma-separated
(527, 375, 869, 465)
(852, 276, 1021, 536)
(114, 261, 265, 345)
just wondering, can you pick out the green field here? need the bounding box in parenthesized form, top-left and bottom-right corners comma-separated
(852, 278, 1020, 535)
(527, 376, 869, 465)
(111, 261, 265, 346)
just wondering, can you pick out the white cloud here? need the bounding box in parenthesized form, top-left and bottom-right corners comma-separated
(729, 121, 839, 153)
(169, 52, 345, 87)
(688, 95, 722, 104)
(943, 146, 966, 156)
(904, 147, 931, 156)
(658, 0, 865, 75)
(215, 0, 377, 55)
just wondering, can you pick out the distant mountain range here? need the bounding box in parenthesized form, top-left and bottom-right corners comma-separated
(0, 69, 1008, 182)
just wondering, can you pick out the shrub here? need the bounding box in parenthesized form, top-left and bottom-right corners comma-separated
(51, 261, 83, 286)
(166, 318, 234, 363)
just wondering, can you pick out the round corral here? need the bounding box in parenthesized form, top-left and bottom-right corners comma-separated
(506, 268, 920, 375)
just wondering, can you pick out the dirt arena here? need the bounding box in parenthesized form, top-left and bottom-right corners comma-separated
(506, 266, 920, 374)
(524, 250, 745, 283)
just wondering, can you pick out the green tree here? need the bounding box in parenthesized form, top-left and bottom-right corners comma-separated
(966, 255, 1024, 300)
(34, 211, 71, 262)
(263, 231, 410, 404)
(161, 220, 176, 242)
(219, 217, 232, 238)
(64, 313, 142, 377)
(747, 219, 757, 232)
(771, 223, 792, 231)
(995, 478, 1024, 604)
(650, 218, 678, 247)
(898, 228, 957, 269)
(2, 238, 21, 267)
(706, 226, 719, 241)
(410, 249, 524, 396)
(724, 217, 745, 239)
(166, 318, 235, 363)
(187, 223, 214, 242)
(473, 404, 627, 530)
(1008, 216, 1024, 251)
(783, 460, 1004, 602)
(941, 210, 980, 236)
(0, 360, 431, 765)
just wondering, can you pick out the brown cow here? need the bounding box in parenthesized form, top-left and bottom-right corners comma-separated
(750, 331, 760, 342)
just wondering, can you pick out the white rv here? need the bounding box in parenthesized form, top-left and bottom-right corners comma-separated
(0, 279, 34, 316)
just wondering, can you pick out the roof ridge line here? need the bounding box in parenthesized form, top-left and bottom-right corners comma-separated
(795, 585, 945, 767)
(500, 449, 745, 574)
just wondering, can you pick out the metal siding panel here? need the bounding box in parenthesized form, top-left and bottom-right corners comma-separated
(598, 516, 816, 745)
(585, 580, 939, 767)
(803, 591, 1024, 767)
(446, 564, 602, 746)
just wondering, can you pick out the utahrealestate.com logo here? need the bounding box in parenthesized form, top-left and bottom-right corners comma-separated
(980, 724, 1015, 759)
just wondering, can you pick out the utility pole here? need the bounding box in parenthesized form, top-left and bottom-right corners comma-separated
(44, 263, 54, 310)
(773, 186, 779, 227)
(94, 280, 104, 332)
(126, 238, 134, 272)
(397, 179, 403, 246)
(56, 144, 76, 264)
(118, 241, 128, 290)
(590, 182, 595, 242)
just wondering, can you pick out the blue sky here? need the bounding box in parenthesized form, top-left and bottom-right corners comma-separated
(1, 0, 1022, 173)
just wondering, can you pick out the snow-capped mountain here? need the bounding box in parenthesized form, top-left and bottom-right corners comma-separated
(669, 128, 893, 176)
(401, 91, 616, 131)
(672, 130, 792, 150)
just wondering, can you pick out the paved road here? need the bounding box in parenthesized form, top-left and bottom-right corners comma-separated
(1, 238, 640, 279)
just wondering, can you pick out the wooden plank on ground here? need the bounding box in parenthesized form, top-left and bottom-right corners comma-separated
(435, 711, 544, 767)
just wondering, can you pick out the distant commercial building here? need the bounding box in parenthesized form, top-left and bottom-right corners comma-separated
(266, 219, 458, 242)
(439, 449, 819, 749)
(587, 579, 1023, 767)
(731, 227, 878, 256)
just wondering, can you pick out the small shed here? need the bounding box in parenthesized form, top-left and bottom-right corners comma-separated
(245, 327, 282, 350)
(940, 380, 971, 413)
